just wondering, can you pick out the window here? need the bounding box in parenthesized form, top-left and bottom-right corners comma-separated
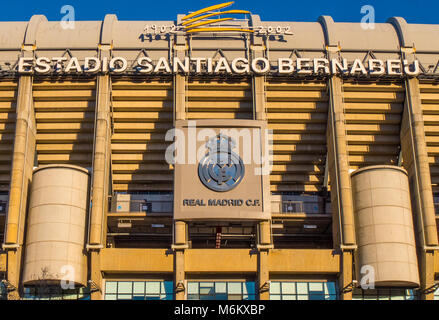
(187, 281, 256, 300)
(269, 281, 337, 300)
(105, 281, 173, 300)
(0, 282, 6, 300)
(352, 288, 417, 300)
(22, 286, 90, 300)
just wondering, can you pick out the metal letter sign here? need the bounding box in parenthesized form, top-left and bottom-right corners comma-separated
(198, 134, 245, 192)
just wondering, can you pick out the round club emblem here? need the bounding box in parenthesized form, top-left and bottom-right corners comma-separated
(198, 134, 245, 192)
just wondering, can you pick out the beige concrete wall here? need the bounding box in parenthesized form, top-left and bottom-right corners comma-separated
(100, 249, 339, 275)
(185, 249, 257, 273)
(268, 249, 339, 274)
(101, 249, 174, 273)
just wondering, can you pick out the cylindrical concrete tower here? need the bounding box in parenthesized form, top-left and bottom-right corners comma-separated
(22, 165, 90, 287)
(351, 165, 419, 287)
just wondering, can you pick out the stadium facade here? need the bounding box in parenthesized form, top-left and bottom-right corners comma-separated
(0, 3, 439, 300)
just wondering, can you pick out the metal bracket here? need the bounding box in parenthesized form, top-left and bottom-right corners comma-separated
(88, 280, 101, 293)
(401, 46, 416, 54)
(21, 44, 36, 52)
(421, 282, 439, 295)
(2, 244, 20, 251)
(259, 281, 270, 293)
(326, 45, 341, 53)
(175, 281, 185, 293)
(171, 244, 189, 251)
(98, 44, 113, 51)
(423, 246, 439, 252)
(340, 244, 357, 252)
(257, 244, 274, 251)
(340, 280, 358, 294)
(86, 244, 104, 251)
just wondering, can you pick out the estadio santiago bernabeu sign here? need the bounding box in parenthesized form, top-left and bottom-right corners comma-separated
(16, 56, 421, 77)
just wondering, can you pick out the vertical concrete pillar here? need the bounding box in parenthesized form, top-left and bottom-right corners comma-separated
(401, 78, 438, 247)
(87, 74, 111, 300)
(174, 74, 186, 122)
(327, 76, 356, 248)
(400, 78, 438, 299)
(87, 14, 118, 300)
(253, 76, 266, 121)
(419, 251, 435, 300)
(389, 16, 439, 300)
(172, 22, 188, 300)
(257, 220, 271, 300)
(89, 251, 102, 300)
(3, 75, 36, 299)
(250, 15, 272, 301)
(258, 251, 269, 300)
(89, 75, 111, 246)
(319, 16, 356, 300)
(339, 251, 353, 300)
(327, 70, 356, 301)
(173, 221, 187, 300)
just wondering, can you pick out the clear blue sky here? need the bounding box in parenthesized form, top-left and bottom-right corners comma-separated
(2, 0, 438, 24)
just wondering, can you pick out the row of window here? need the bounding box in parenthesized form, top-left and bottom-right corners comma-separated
(22, 286, 90, 300)
(13, 281, 439, 300)
(104, 281, 439, 301)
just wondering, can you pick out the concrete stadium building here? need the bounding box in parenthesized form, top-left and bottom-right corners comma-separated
(1, 3, 439, 300)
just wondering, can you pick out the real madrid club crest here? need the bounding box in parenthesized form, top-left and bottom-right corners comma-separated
(198, 134, 245, 192)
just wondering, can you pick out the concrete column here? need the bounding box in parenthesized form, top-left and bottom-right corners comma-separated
(89, 75, 111, 246)
(257, 221, 271, 300)
(400, 78, 439, 299)
(326, 76, 356, 300)
(253, 76, 266, 121)
(258, 250, 269, 300)
(87, 74, 111, 300)
(338, 251, 353, 300)
(327, 76, 356, 247)
(174, 250, 185, 300)
(401, 78, 438, 247)
(388, 16, 439, 299)
(172, 25, 188, 301)
(249, 20, 271, 300)
(89, 251, 103, 300)
(173, 221, 187, 300)
(419, 250, 435, 300)
(174, 74, 186, 122)
(3, 75, 36, 299)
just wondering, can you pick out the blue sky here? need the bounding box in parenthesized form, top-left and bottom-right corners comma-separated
(2, 0, 438, 24)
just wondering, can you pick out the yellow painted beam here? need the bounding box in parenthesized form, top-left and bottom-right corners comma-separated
(185, 18, 233, 30)
(186, 28, 254, 33)
(182, 10, 249, 26)
(100, 249, 174, 273)
(185, 249, 257, 273)
(182, 2, 234, 21)
(268, 249, 340, 273)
